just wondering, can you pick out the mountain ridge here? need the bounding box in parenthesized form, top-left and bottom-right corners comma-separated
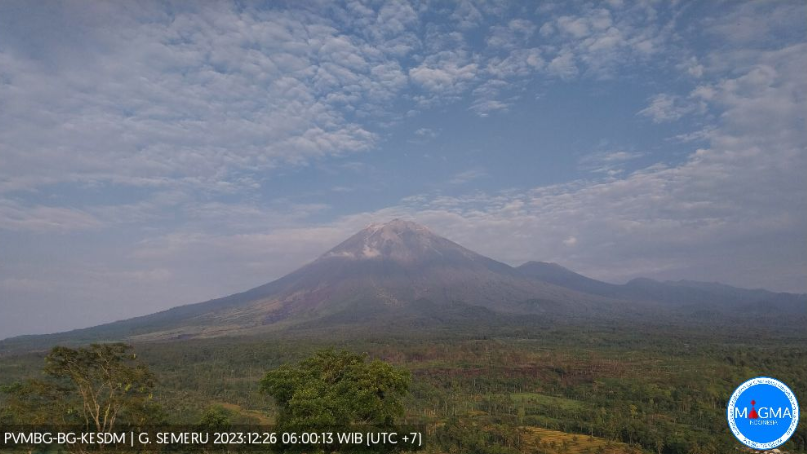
(517, 260, 806, 314)
(1, 220, 804, 349)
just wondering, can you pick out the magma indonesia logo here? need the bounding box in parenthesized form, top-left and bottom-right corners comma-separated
(727, 377, 800, 450)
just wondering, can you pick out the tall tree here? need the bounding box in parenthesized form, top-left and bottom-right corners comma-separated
(260, 349, 410, 434)
(3, 343, 159, 432)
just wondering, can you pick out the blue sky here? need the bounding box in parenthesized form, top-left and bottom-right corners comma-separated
(0, 0, 805, 338)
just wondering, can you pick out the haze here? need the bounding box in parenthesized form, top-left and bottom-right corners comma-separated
(0, 1, 805, 339)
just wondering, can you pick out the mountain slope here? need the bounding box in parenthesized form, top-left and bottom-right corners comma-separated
(156, 220, 623, 338)
(4, 220, 616, 346)
(2, 220, 803, 350)
(516, 262, 624, 298)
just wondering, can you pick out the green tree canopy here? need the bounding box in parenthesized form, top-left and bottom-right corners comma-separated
(3, 343, 160, 431)
(198, 405, 233, 432)
(260, 349, 410, 433)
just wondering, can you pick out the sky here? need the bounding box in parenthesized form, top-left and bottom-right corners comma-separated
(0, 0, 805, 339)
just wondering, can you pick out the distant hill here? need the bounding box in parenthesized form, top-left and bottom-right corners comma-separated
(517, 261, 806, 319)
(2, 220, 804, 350)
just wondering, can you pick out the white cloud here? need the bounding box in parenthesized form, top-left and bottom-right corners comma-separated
(556, 15, 594, 39)
(326, 43, 805, 291)
(469, 79, 513, 116)
(638, 93, 699, 123)
(486, 19, 536, 49)
(704, 1, 806, 46)
(409, 3, 680, 113)
(677, 56, 705, 78)
(473, 50, 802, 288)
(0, 2, 415, 195)
(376, 0, 418, 37)
(485, 48, 543, 78)
(414, 128, 438, 138)
(537, 3, 678, 79)
(448, 169, 487, 185)
(451, 0, 483, 30)
(469, 99, 510, 116)
(587, 151, 644, 163)
(579, 151, 645, 175)
(409, 51, 479, 95)
(547, 50, 578, 79)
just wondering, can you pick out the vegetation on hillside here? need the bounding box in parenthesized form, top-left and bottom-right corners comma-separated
(1, 325, 805, 453)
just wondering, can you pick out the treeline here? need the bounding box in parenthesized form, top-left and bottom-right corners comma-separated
(1, 326, 806, 454)
(1, 344, 413, 453)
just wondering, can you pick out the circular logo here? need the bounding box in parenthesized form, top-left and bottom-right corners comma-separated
(727, 377, 799, 450)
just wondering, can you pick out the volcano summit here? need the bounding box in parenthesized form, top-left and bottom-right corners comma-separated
(3, 220, 804, 347)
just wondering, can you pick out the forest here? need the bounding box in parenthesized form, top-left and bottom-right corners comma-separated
(1, 320, 805, 454)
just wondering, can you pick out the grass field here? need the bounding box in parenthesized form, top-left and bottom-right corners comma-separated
(510, 393, 586, 412)
(521, 427, 641, 454)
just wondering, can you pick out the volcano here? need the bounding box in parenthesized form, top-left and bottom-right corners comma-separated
(3, 219, 803, 347)
(6, 220, 614, 343)
(97, 219, 615, 341)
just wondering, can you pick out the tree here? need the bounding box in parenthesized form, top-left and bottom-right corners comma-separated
(260, 349, 410, 435)
(199, 405, 232, 432)
(3, 343, 159, 432)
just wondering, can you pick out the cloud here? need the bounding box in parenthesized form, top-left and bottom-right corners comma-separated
(376, 0, 419, 37)
(450, 0, 484, 30)
(0, 2, 415, 196)
(546, 50, 578, 79)
(1, 1, 805, 339)
(469, 99, 510, 116)
(555, 15, 597, 39)
(409, 51, 479, 96)
(486, 19, 536, 49)
(638, 93, 697, 123)
(0, 200, 103, 233)
(0, 0, 752, 207)
(677, 56, 704, 78)
(448, 169, 487, 185)
(443, 48, 803, 290)
(407, 3, 683, 113)
(583, 151, 644, 163)
(579, 151, 645, 175)
(704, 1, 806, 46)
(414, 128, 438, 138)
(537, 3, 679, 79)
(318, 42, 804, 291)
(469, 79, 514, 116)
(485, 48, 544, 78)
